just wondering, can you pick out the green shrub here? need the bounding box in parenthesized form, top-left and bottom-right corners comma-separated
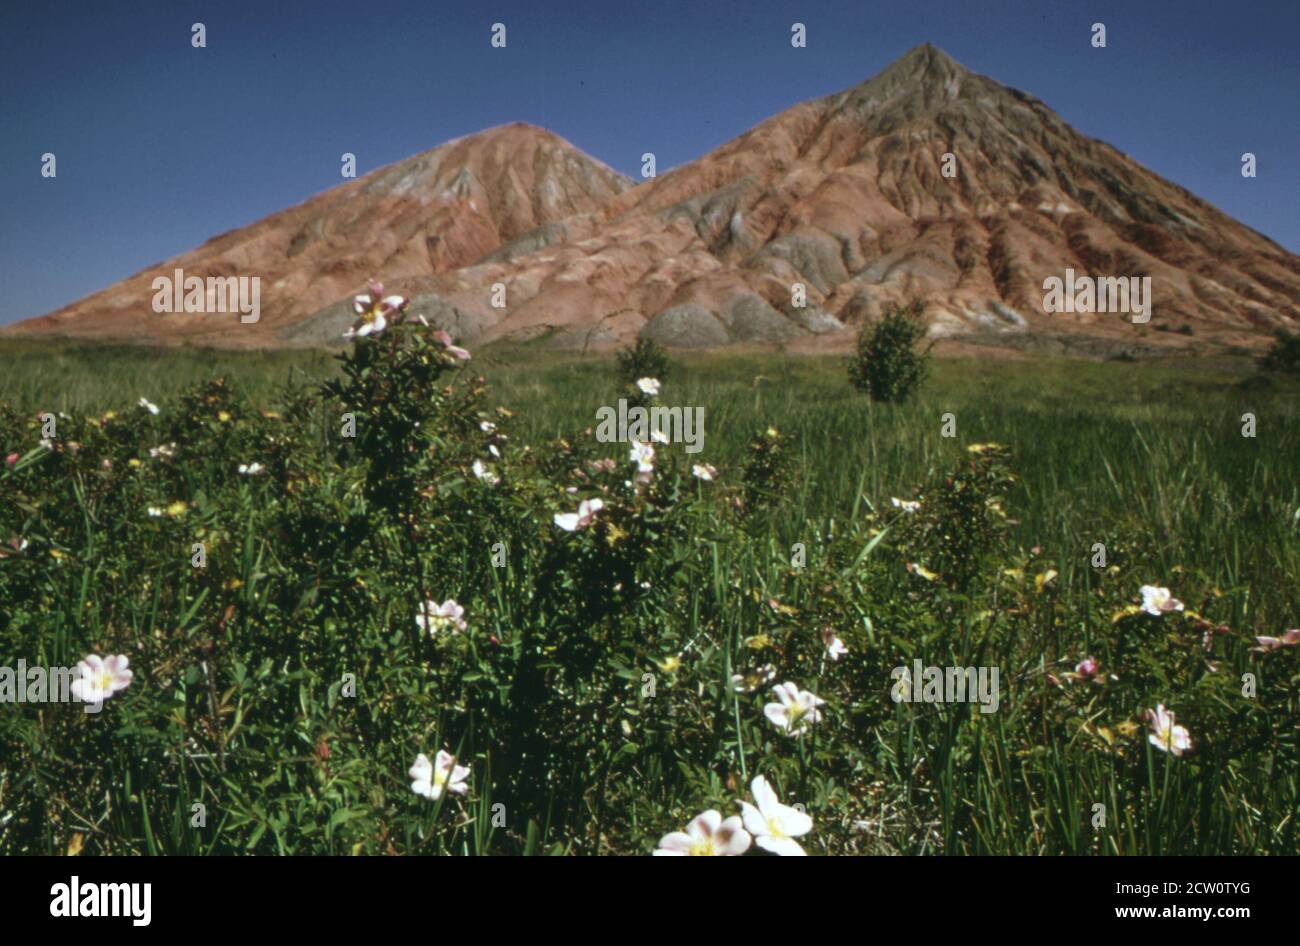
(1259, 329, 1300, 376)
(616, 336, 672, 388)
(848, 302, 931, 402)
(740, 425, 791, 514)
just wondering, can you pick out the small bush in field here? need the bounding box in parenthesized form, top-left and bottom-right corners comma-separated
(616, 336, 672, 388)
(1259, 329, 1300, 376)
(903, 442, 1015, 594)
(848, 302, 931, 403)
(740, 425, 791, 513)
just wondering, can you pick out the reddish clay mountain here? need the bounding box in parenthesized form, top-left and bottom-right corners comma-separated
(9, 123, 631, 346)
(9, 44, 1299, 355)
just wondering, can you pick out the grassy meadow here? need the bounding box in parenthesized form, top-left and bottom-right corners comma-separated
(6, 339, 1297, 621)
(0, 334, 1297, 855)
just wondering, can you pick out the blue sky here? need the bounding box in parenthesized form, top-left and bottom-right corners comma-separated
(1, 0, 1296, 325)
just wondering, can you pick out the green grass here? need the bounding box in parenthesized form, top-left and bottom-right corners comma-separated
(1, 337, 1297, 855)
(471, 347, 1299, 622)
(0, 339, 339, 412)
(4, 336, 1296, 639)
(11, 340, 1298, 610)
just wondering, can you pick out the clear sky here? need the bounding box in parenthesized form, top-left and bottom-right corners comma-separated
(1, 0, 1296, 326)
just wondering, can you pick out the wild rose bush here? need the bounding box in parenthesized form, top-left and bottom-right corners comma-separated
(1, 289, 1296, 855)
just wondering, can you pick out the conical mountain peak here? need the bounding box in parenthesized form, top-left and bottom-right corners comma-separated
(826, 43, 986, 127)
(883, 43, 968, 80)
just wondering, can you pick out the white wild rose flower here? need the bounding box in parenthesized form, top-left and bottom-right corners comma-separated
(554, 497, 604, 532)
(409, 749, 470, 800)
(416, 599, 467, 635)
(764, 681, 825, 736)
(730, 664, 776, 694)
(345, 280, 406, 339)
(1253, 629, 1300, 652)
(70, 654, 133, 704)
(432, 329, 471, 361)
(1146, 704, 1193, 757)
(740, 775, 812, 856)
(654, 810, 751, 856)
(636, 377, 661, 396)
(821, 627, 848, 661)
(629, 439, 655, 474)
(1140, 585, 1184, 616)
(345, 310, 386, 338)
